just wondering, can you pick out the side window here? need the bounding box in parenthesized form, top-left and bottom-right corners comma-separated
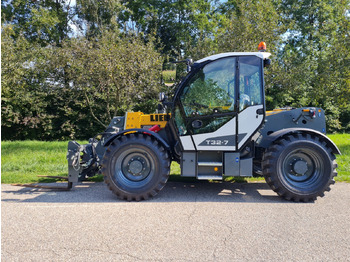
(239, 56, 263, 111)
(174, 105, 187, 135)
(180, 57, 236, 117)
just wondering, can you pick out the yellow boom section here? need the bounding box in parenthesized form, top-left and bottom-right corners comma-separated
(125, 112, 171, 129)
(266, 108, 293, 116)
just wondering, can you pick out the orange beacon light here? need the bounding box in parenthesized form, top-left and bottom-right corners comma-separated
(258, 41, 266, 52)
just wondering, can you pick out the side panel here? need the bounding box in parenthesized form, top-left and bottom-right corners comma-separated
(238, 105, 264, 149)
(180, 136, 196, 151)
(224, 153, 253, 177)
(239, 158, 253, 177)
(257, 108, 327, 149)
(181, 152, 197, 177)
(192, 117, 237, 151)
(191, 105, 263, 151)
(224, 152, 240, 176)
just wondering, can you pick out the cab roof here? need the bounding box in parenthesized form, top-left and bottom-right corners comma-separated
(195, 52, 271, 64)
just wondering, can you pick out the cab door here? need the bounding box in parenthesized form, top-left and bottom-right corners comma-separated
(173, 55, 264, 151)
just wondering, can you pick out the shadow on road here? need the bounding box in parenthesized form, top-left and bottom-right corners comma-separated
(2, 180, 292, 204)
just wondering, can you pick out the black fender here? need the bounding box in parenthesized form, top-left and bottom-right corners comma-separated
(103, 128, 171, 150)
(261, 128, 341, 155)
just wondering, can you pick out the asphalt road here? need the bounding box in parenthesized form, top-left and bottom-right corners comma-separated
(2, 181, 350, 262)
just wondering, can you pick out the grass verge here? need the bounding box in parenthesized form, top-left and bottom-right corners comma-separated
(1, 141, 80, 184)
(1, 134, 349, 184)
(327, 134, 350, 182)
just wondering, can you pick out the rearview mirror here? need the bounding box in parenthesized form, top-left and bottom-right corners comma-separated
(264, 59, 271, 68)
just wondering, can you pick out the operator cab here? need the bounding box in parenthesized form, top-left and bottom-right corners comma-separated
(171, 51, 271, 152)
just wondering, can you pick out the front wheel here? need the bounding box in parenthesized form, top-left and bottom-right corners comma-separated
(262, 134, 337, 202)
(101, 133, 170, 201)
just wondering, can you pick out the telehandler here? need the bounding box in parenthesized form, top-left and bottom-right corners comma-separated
(26, 42, 342, 202)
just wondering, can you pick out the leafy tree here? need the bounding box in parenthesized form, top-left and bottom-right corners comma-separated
(2, 26, 163, 139)
(120, 0, 222, 59)
(51, 30, 163, 131)
(1, 27, 55, 139)
(272, 0, 350, 132)
(75, 0, 123, 38)
(216, 0, 281, 53)
(2, 0, 350, 141)
(1, 0, 72, 45)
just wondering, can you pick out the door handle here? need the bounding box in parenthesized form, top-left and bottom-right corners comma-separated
(256, 108, 264, 115)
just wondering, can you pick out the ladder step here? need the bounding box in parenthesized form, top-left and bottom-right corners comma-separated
(197, 175, 223, 180)
(197, 162, 222, 167)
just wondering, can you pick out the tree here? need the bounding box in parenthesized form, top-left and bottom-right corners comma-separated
(1, 0, 72, 45)
(2, 0, 349, 140)
(59, 31, 163, 129)
(273, 0, 350, 131)
(120, 0, 222, 59)
(216, 0, 282, 53)
(1, 27, 57, 139)
(2, 26, 163, 140)
(75, 0, 123, 38)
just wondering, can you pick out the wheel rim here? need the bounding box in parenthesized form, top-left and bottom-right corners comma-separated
(281, 148, 324, 191)
(113, 147, 155, 188)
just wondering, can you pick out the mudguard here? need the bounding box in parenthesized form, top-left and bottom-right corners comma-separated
(103, 128, 171, 150)
(259, 128, 341, 155)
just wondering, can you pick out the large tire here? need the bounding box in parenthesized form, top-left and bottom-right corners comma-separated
(101, 133, 170, 201)
(262, 133, 337, 202)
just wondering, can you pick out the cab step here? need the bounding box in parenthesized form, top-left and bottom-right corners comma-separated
(198, 162, 223, 167)
(197, 175, 223, 180)
(197, 161, 223, 180)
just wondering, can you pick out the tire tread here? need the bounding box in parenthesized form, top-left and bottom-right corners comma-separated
(101, 134, 170, 201)
(262, 134, 337, 202)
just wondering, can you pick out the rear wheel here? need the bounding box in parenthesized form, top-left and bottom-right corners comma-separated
(101, 133, 170, 201)
(262, 134, 337, 202)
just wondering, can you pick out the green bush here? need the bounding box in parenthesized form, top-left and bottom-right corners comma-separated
(1, 29, 163, 140)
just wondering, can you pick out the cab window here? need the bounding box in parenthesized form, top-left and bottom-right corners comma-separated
(238, 56, 263, 111)
(180, 57, 236, 117)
